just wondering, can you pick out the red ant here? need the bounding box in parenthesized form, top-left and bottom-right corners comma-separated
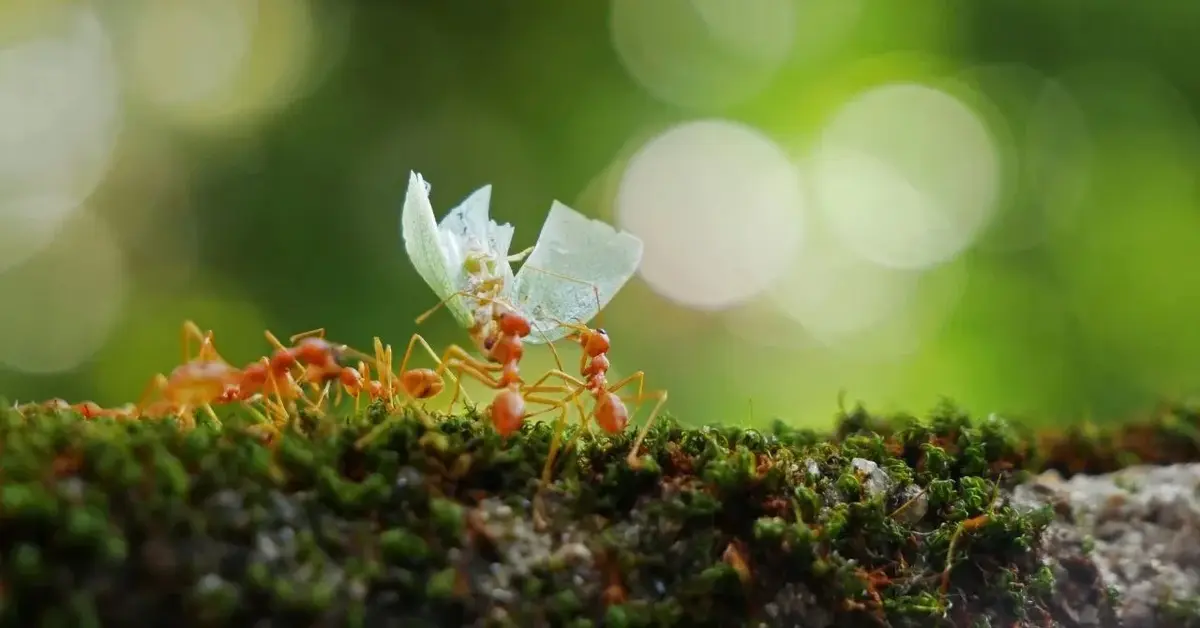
(340, 335, 445, 419)
(410, 261, 620, 412)
(135, 320, 245, 429)
(516, 318, 666, 521)
(215, 353, 312, 427)
(411, 275, 595, 422)
(376, 288, 575, 461)
(256, 329, 445, 442)
(520, 287, 668, 473)
(261, 328, 367, 415)
(437, 303, 575, 438)
(19, 398, 139, 420)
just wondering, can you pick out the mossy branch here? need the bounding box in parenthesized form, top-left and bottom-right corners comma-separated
(3, 397, 1200, 626)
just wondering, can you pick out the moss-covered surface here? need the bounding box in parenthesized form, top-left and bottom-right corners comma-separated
(2, 398, 1199, 627)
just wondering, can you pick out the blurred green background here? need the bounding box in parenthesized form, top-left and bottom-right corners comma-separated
(2, 0, 1199, 429)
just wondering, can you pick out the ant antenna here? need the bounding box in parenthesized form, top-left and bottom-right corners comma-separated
(414, 288, 509, 325)
(415, 291, 461, 326)
(516, 264, 606, 332)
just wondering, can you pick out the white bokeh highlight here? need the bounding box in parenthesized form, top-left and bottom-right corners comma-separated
(615, 119, 805, 311)
(767, 232, 922, 346)
(955, 64, 1093, 251)
(124, 0, 319, 129)
(610, 0, 796, 109)
(0, 210, 128, 374)
(0, 6, 121, 275)
(126, 0, 258, 110)
(812, 82, 1001, 270)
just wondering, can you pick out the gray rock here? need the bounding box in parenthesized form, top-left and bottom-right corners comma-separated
(465, 495, 603, 625)
(850, 458, 892, 498)
(1013, 463, 1200, 627)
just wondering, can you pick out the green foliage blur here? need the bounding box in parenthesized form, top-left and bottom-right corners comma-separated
(2, 0, 1200, 429)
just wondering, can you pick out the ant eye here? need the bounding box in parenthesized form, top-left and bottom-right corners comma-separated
(484, 337, 496, 350)
(596, 328, 607, 336)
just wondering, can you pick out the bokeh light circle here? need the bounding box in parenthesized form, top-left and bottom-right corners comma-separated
(812, 82, 1000, 270)
(126, 0, 257, 110)
(0, 210, 128, 374)
(615, 119, 805, 311)
(0, 5, 121, 274)
(610, 0, 795, 109)
(955, 63, 1092, 251)
(767, 234, 921, 346)
(124, 0, 321, 130)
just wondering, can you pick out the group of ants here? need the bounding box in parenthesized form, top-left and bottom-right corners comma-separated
(14, 285, 669, 498)
(15, 280, 1002, 603)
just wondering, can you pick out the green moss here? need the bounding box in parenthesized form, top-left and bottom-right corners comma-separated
(2, 395, 1199, 626)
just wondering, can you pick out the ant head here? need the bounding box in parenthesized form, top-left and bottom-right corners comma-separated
(245, 360, 268, 374)
(271, 347, 296, 368)
(498, 311, 532, 337)
(582, 328, 610, 356)
(295, 337, 349, 366)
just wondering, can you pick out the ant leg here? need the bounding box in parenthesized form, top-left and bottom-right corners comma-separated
(289, 328, 326, 343)
(527, 278, 605, 430)
(523, 389, 595, 531)
(264, 329, 312, 387)
(445, 358, 504, 392)
(435, 345, 501, 378)
(181, 320, 203, 363)
(354, 362, 370, 413)
(312, 382, 332, 414)
(525, 386, 590, 503)
(355, 354, 499, 451)
(436, 345, 503, 410)
(264, 367, 293, 427)
(265, 328, 333, 398)
(264, 329, 288, 351)
(532, 401, 569, 530)
(520, 392, 578, 442)
(523, 368, 587, 391)
(355, 338, 392, 406)
(183, 320, 226, 363)
(600, 371, 669, 468)
(175, 404, 195, 430)
(625, 390, 668, 468)
(386, 331, 475, 410)
(415, 288, 478, 326)
(373, 340, 410, 414)
(382, 341, 400, 411)
(530, 326, 589, 419)
(402, 332, 475, 407)
(202, 403, 222, 427)
(135, 374, 170, 417)
(605, 371, 646, 401)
